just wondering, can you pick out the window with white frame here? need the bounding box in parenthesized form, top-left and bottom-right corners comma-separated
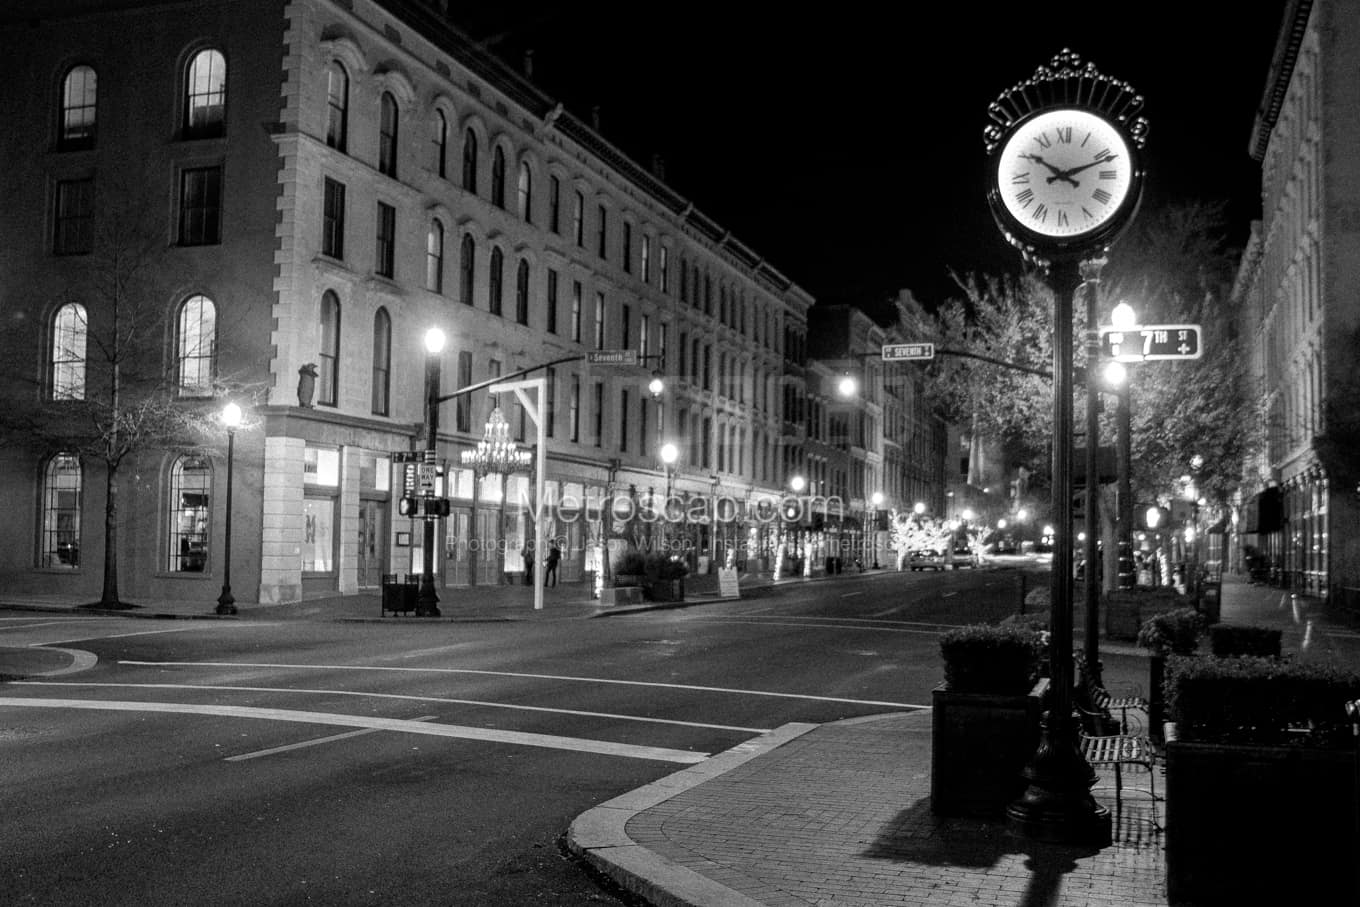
(378, 92, 398, 177)
(426, 219, 444, 293)
(60, 64, 97, 149)
(184, 48, 226, 138)
(325, 61, 348, 151)
(517, 160, 532, 222)
(167, 455, 210, 572)
(176, 294, 216, 397)
(371, 307, 391, 416)
(40, 453, 82, 568)
(51, 302, 86, 401)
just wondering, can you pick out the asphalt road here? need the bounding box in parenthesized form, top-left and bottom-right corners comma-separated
(1, 567, 1041, 906)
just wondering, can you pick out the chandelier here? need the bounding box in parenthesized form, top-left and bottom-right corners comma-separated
(460, 406, 533, 476)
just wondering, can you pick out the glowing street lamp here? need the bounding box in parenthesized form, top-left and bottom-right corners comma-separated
(417, 327, 447, 616)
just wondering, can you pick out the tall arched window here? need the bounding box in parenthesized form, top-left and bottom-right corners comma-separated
(184, 48, 226, 138)
(325, 61, 348, 151)
(516, 161, 532, 222)
(51, 302, 87, 401)
(431, 109, 447, 177)
(459, 234, 475, 306)
(60, 65, 97, 149)
(371, 307, 391, 416)
(319, 291, 340, 406)
(488, 247, 504, 316)
(378, 92, 398, 177)
(461, 128, 478, 192)
(40, 453, 82, 568)
(167, 455, 211, 572)
(176, 294, 217, 397)
(491, 146, 506, 208)
(426, 219, 445, 293)
(515, 259, 530, 325)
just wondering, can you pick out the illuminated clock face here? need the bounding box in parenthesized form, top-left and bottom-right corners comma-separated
(996, 108, 1135, 240)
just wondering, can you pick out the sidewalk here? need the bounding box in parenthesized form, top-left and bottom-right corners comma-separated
(566, 575, 1360, 907)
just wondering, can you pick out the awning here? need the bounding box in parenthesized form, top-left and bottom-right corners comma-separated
(1243, 487, 1283, 533)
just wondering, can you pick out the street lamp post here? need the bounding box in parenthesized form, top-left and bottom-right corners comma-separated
(1082, 259, 1106, 688)
(1109, 301, 1138, 590)
(417, 327, 445, 617)
(660, 442, 678, 554)
(870, 491, 884, 569)
(215, 402, 242, 615)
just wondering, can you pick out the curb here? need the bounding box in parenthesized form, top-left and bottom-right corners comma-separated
(566, 721, 818, 907)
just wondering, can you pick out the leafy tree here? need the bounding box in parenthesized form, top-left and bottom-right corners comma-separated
(0, 182, 256, 607)
(906, 200, 1257, 552)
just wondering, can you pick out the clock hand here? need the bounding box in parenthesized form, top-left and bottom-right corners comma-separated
(1047, 154, 1120, 184)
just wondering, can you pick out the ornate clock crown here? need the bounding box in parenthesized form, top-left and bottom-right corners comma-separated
(983, 49, 1149, 155)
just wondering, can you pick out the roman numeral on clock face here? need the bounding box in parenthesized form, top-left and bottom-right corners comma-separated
(1057, 210, 1070, 228)
(1032, 203, 1048, 222)
(1092, 188, 1112, 205)
(1056, 127, 1072, 144)
(1034, 133, 1052, 149)
(1015, 188, 1034, 208)
(1011, 172, 1031, 184)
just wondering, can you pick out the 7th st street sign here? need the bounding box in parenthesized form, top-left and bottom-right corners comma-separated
(1100, 324, 1202, 362)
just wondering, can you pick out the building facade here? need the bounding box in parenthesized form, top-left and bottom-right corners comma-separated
(1234, 0, 1360, 611)
(0, 0, 945, 605)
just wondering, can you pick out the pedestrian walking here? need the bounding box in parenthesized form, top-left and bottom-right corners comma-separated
(521, 541, 534, 585)
(545, 542, 561, 587)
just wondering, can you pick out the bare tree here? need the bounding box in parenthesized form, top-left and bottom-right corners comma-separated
(0, 182, 256, 606)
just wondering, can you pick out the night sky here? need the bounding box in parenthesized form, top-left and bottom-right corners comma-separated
(456, 4, 1289, 314)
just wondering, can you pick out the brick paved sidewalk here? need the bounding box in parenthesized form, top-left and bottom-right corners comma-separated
(570, 710, 1165, 907)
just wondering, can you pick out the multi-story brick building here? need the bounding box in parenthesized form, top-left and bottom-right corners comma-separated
(1233, 0, 1360, 610)
(0, 0, 944, 605)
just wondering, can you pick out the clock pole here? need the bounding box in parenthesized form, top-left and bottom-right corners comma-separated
(1003, 257, 1110, 846)
(983, 49, 1148, 848)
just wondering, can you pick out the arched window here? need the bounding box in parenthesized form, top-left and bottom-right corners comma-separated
(371, 307, 391, 416)
(318, 291, 340, 406)
(431, 109, 447, 177)
(461, 128, 478, 192)
(426, 219, 445, 293)
(167, 455, 211, 572)
(515, 259, 530, 325)
(488, 246, 504, 316)
(516, 161, 532, 222)
(184, 48, 226, 138)
(60, 65, 97, 149)
(459, 234, 475, 306)
(378, 92, 398, 177)
(325, 61, 348, 151)
(491, 146, 506, 208)
(40, 453, 82, 568)
(176, 294, 217, 397)
(51, 302, 87, 401)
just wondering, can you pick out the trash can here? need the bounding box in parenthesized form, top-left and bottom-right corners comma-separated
(1198, 580, 1222, 624)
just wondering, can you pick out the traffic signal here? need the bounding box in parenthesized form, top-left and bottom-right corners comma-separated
(427, 497, 451, 517)
(398, 496, 420, 516)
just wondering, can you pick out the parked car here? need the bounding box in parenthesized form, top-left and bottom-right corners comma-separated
(909, 547, 947, 571)
(910, 545, 979, 571)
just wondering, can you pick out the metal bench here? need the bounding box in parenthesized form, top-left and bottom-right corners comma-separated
(1075, 650, 1149, 734)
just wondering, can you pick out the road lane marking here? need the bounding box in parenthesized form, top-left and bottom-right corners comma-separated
(0, 698, 709, 764)
(118, 661, 929, 710)
(39, 625, 246, 646)
(19, 681, 772, 734)
(227, 715, 438, 761)
(840, 592, 864, 598)
(677, 617, 950, 635)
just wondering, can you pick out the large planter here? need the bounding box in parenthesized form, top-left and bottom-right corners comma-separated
(1165, 739, 1358, 905)
(647, 578, 685, 602)
(1104, 589, 1188, 641)
(931, 678, 1049, 817)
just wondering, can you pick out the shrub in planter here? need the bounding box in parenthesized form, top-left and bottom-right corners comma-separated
(644, 553, 689, 581)
(933, 622, 1048, 817)
(1162, 655, 1360, 905)
(1136, 607, 1207, 656)
(1103, 586, 1188, 640)
(1165, 655, 1360, 746)
(1208, 623, 1282, 658)
(939, 623, 1043, 695)
(612, 551, 647, 587)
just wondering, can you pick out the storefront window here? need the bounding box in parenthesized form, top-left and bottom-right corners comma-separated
(168, 455, 211, 572)
(302, 498, 334, 572)
(304, 446, 339, 486)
